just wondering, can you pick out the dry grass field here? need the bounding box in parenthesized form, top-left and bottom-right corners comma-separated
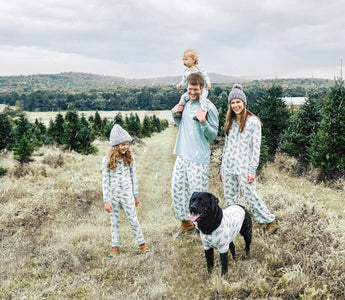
(1, 120, 345, 299)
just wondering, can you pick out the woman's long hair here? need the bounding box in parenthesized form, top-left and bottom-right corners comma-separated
(224, 105, 262, 135)
(107, 145, 133, 170)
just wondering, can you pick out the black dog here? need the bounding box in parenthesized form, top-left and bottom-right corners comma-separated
(189, 192, 252, 275)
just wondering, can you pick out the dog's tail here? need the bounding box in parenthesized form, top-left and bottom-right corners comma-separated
(239, 205, 252, 255)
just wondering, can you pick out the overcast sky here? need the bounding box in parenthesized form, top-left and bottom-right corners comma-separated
(0, 0, 344, 79)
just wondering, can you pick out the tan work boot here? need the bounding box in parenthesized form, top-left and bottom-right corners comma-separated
(107, 247, 119, 257)
(265, 219, 279, 235)
(139, 243, 151, 254)
(178, 220, 196, 235)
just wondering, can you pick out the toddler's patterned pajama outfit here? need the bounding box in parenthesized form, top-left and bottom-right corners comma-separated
(178, 65, 211, 111)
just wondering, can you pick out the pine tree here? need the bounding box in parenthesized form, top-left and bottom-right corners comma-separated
(253, 84, 290, 157)
(114, 113, 124, 127)
(0, 113, 14, 151)
(78, 115, 97, 154)
(218, 92, 228, 136)
(63, 108, 81, 151)
(308, 79, 345, 174)
(13, 114, 35, 162)
(92, 111, 102, 136)
(279, 89, 321, 161)
(142, 115, 152, 137)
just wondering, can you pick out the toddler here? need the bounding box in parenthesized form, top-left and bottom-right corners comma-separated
(175, 49, 211, 120)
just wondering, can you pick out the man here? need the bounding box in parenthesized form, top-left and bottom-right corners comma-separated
(171, 73, 219, 235)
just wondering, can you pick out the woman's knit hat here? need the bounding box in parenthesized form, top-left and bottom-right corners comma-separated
(109, 124, 132, 146)
(228, 84, 247, 105)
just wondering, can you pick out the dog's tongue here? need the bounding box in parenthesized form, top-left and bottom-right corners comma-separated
(189, 213, 200, 222)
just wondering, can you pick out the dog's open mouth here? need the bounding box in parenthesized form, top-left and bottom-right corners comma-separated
(189, 213, 200, 222)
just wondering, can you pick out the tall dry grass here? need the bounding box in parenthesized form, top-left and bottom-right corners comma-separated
(1, 122, 345, 299)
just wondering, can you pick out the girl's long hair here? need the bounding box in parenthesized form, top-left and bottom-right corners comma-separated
(224, 105, 262, 135)
(107, 145, 133, 170)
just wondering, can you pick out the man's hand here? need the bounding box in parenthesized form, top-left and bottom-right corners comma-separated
(171, 103, 185, 113)
(195, 108, 208, 123)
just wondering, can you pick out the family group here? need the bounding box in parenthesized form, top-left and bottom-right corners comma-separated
(102, 49, 278, 257)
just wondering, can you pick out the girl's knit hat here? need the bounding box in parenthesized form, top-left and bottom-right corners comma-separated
(228, 84, 247, 105)
(109, 124, 132, 146)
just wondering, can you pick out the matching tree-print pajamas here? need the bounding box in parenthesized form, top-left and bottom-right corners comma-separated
(221, 117, 275, 224)
(171, 99, 219, 221)
(102, 157, 145, 247)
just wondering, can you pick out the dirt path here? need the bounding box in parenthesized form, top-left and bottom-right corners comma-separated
(133, 124, 179, 231)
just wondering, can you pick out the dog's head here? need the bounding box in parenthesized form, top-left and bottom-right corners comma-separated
(189, 192, 220, 223)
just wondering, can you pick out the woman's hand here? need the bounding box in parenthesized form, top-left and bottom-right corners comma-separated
(104, 201, 113, 213)
(247, 173, 256, 184)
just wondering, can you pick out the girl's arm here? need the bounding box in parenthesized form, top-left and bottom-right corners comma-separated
(102, 157, 111, 203)
(130, 157, 139, 198)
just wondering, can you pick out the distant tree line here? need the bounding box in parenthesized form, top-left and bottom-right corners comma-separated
(0, 83, 329, 112)
(1, 79, 344, 181)
(0, 106, 168, 163)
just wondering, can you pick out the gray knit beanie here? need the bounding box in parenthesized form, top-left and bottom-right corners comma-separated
(109, 124, 132, 146)
(228, 84, 247, 105)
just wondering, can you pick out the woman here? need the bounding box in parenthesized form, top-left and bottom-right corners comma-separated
(220, 84, 278, 234)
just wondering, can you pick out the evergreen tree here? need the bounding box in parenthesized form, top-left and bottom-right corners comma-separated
(218, 92, 228, 136)
(13, 134, 34, 162)
(63, 108, 82, 151)
(253, 84, 290, 157)
(142, 115, 152, 137)
(279, 89, 321, 161)
(92, 111, 102, 136)
(151, 115, 161, 132)
(78, 115, 97, 154)
(13, 114, 35, 162)
(0, 113, 14, 151)
(308, 79, 345, 173)
(114, 113, 124, 127)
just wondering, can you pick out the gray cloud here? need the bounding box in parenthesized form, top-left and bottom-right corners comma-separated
(0, 0, 344, 78)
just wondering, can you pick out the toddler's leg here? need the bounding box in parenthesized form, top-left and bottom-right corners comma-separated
(174, 92, 189, 119)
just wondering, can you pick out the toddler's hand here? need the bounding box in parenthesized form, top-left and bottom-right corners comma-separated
(207, 84, 211, 90)
(176, 84, 181, 90)
(134, 197, 139, 207)
(104, 202, 113, 213)
(219, 173, 222, 183)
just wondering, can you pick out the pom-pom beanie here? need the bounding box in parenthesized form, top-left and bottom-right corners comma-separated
(228, 84, 247, 105)
(109, 124, 132, 146)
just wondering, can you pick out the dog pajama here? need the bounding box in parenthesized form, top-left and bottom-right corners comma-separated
(221, 117, 275, 224)
(178, 66, 211, 111)
(102, 156, 145, 247)
(198, 205, 245, 254)
(172, 98, 219, 222)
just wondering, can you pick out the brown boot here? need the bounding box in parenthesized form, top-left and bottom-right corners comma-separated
(107, 247, 119, 257)
(265, 219, 278, 235)
(178, 220, 196, 235)
(139, 243, 151, 254)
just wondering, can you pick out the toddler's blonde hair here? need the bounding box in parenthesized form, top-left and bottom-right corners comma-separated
(183, 49, 199, 65)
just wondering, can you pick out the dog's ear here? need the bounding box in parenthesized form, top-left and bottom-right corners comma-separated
(210, 193, 219, 212)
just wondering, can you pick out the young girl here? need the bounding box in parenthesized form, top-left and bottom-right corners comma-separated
(219, 84, 278, 234)
(174, 49, 211, 120)
(102, 124, 150, 256)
